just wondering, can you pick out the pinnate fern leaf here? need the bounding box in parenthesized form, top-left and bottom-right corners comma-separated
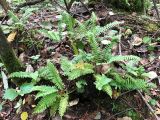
(61, 58, 94, 80)
(59, 94, 69, 117)
(10, 71, 38, 80)
(108, 55, 140, 63)
(33, 93, 57, 113)
(47, 61, 64, 90)
(102, 85, 112, 98)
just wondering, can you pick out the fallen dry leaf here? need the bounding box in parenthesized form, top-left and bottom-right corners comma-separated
(7, 31, 17, 42)
(131, 35, 142, 46)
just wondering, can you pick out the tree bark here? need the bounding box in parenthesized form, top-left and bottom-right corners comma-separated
(0, 0, 11, 13)
(0, 27, 24, 85)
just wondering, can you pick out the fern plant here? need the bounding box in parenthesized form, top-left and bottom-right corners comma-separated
(58, 13, 155, 97)
(2, 8, 38, 32)
(3, 61, 69, 117)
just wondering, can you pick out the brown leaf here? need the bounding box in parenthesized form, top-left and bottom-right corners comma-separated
(7, 31, 17, 42)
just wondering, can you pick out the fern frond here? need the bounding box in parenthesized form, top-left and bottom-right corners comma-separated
(38, 66, 48, 78)
(33, 93, 57, 113)
(59, 94, 69, 117)
(102, 85, 112, 98)
(47, 61, 64, 90)
(124, 75, 148, 90)
(32, 85, 58, 92)
(108, 55, 141, 63)
(10, 71, 38, 80)
(94, 21, 124, 36)
(87, 32, 101, 61)
(35, 90, 57, 100)
(105, 21, 124, 30)
(8, 10, 20, 23)
(61, 58, 94, 80)
(110, 72, 149, 91)
(50, 99, 60, 116)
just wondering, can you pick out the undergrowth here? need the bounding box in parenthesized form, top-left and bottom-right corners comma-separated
(1, 12, 156, 117)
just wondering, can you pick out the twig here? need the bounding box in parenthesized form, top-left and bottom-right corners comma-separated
(121, 98, 145, 119)
(79, 0, 91, 14)
(118, 28, 122, 55)
(15, 0, 45, 12)
(137, 90, 160, 120)
(107, 108, 133, 120)
(63, 0, 70, 12)
(152, 0, 160, 19)
(53, 0, 86, 19)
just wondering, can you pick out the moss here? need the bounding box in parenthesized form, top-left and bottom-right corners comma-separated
(144, 23, 159, 32)
(104, 0, 149, 12)
(0, 27, 24, 85)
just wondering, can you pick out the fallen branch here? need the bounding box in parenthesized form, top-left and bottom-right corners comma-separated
(137, 90, 160, 120)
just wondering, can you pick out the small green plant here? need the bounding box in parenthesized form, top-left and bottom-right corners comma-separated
(30, 55, 40, 62)
(1, 8, 38, 33)
(3, 61, 69, 117)
(59, 13, 155, 97)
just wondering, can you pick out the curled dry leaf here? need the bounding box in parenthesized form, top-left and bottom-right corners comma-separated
(26, 64, 34, 72)
(131, 35, 142, 46)
(125, 29, 132, 36)
(147, 71, 158, 79)
(101, 40, 111, 45)
(69, 98, 79, 107)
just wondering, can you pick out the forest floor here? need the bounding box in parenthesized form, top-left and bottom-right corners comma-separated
(0, 1, 160, 120)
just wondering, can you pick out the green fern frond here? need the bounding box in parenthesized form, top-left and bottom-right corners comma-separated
(110, 72, 149, 91)
(108, 55, 141, 63)
(8, 10, 20, 23)
(61, 57, 94, 80)
(124, 75, 148, 90)
(47, 61, 64, 90)
(94, 21, 124, 36)
(33, 93, 57, 113)
(10, 71, 38, 80)
(38, 62, 64, 90)
(87, 32, 101, 61)
(67, 65, 94, 80)
(62, 12, 76, 32)
(105, 21, 124, 30)
(102, 85, 112, 98)
(35, 91, 56, 100)
(50, 100, 60, 116)
(32, 85, 58, 92)
(59, 94, 69, 117)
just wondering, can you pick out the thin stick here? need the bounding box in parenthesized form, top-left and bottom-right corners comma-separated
(63, 0, 70, 12)
(152, 0, 160, 19)
(107, 108, 133, 120)
(118, 28, 122, 55)
(53, 0, 86, 19)
(79, 0, 91, 14)
(137, 90, 159, 120)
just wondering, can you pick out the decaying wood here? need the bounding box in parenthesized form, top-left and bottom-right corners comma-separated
(0, 27, 24, 85)
(0, 0, 11, 13)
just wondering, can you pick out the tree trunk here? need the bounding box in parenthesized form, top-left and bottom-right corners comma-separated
(0, 0, 11, 13)
(0, 27, 24, 85)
